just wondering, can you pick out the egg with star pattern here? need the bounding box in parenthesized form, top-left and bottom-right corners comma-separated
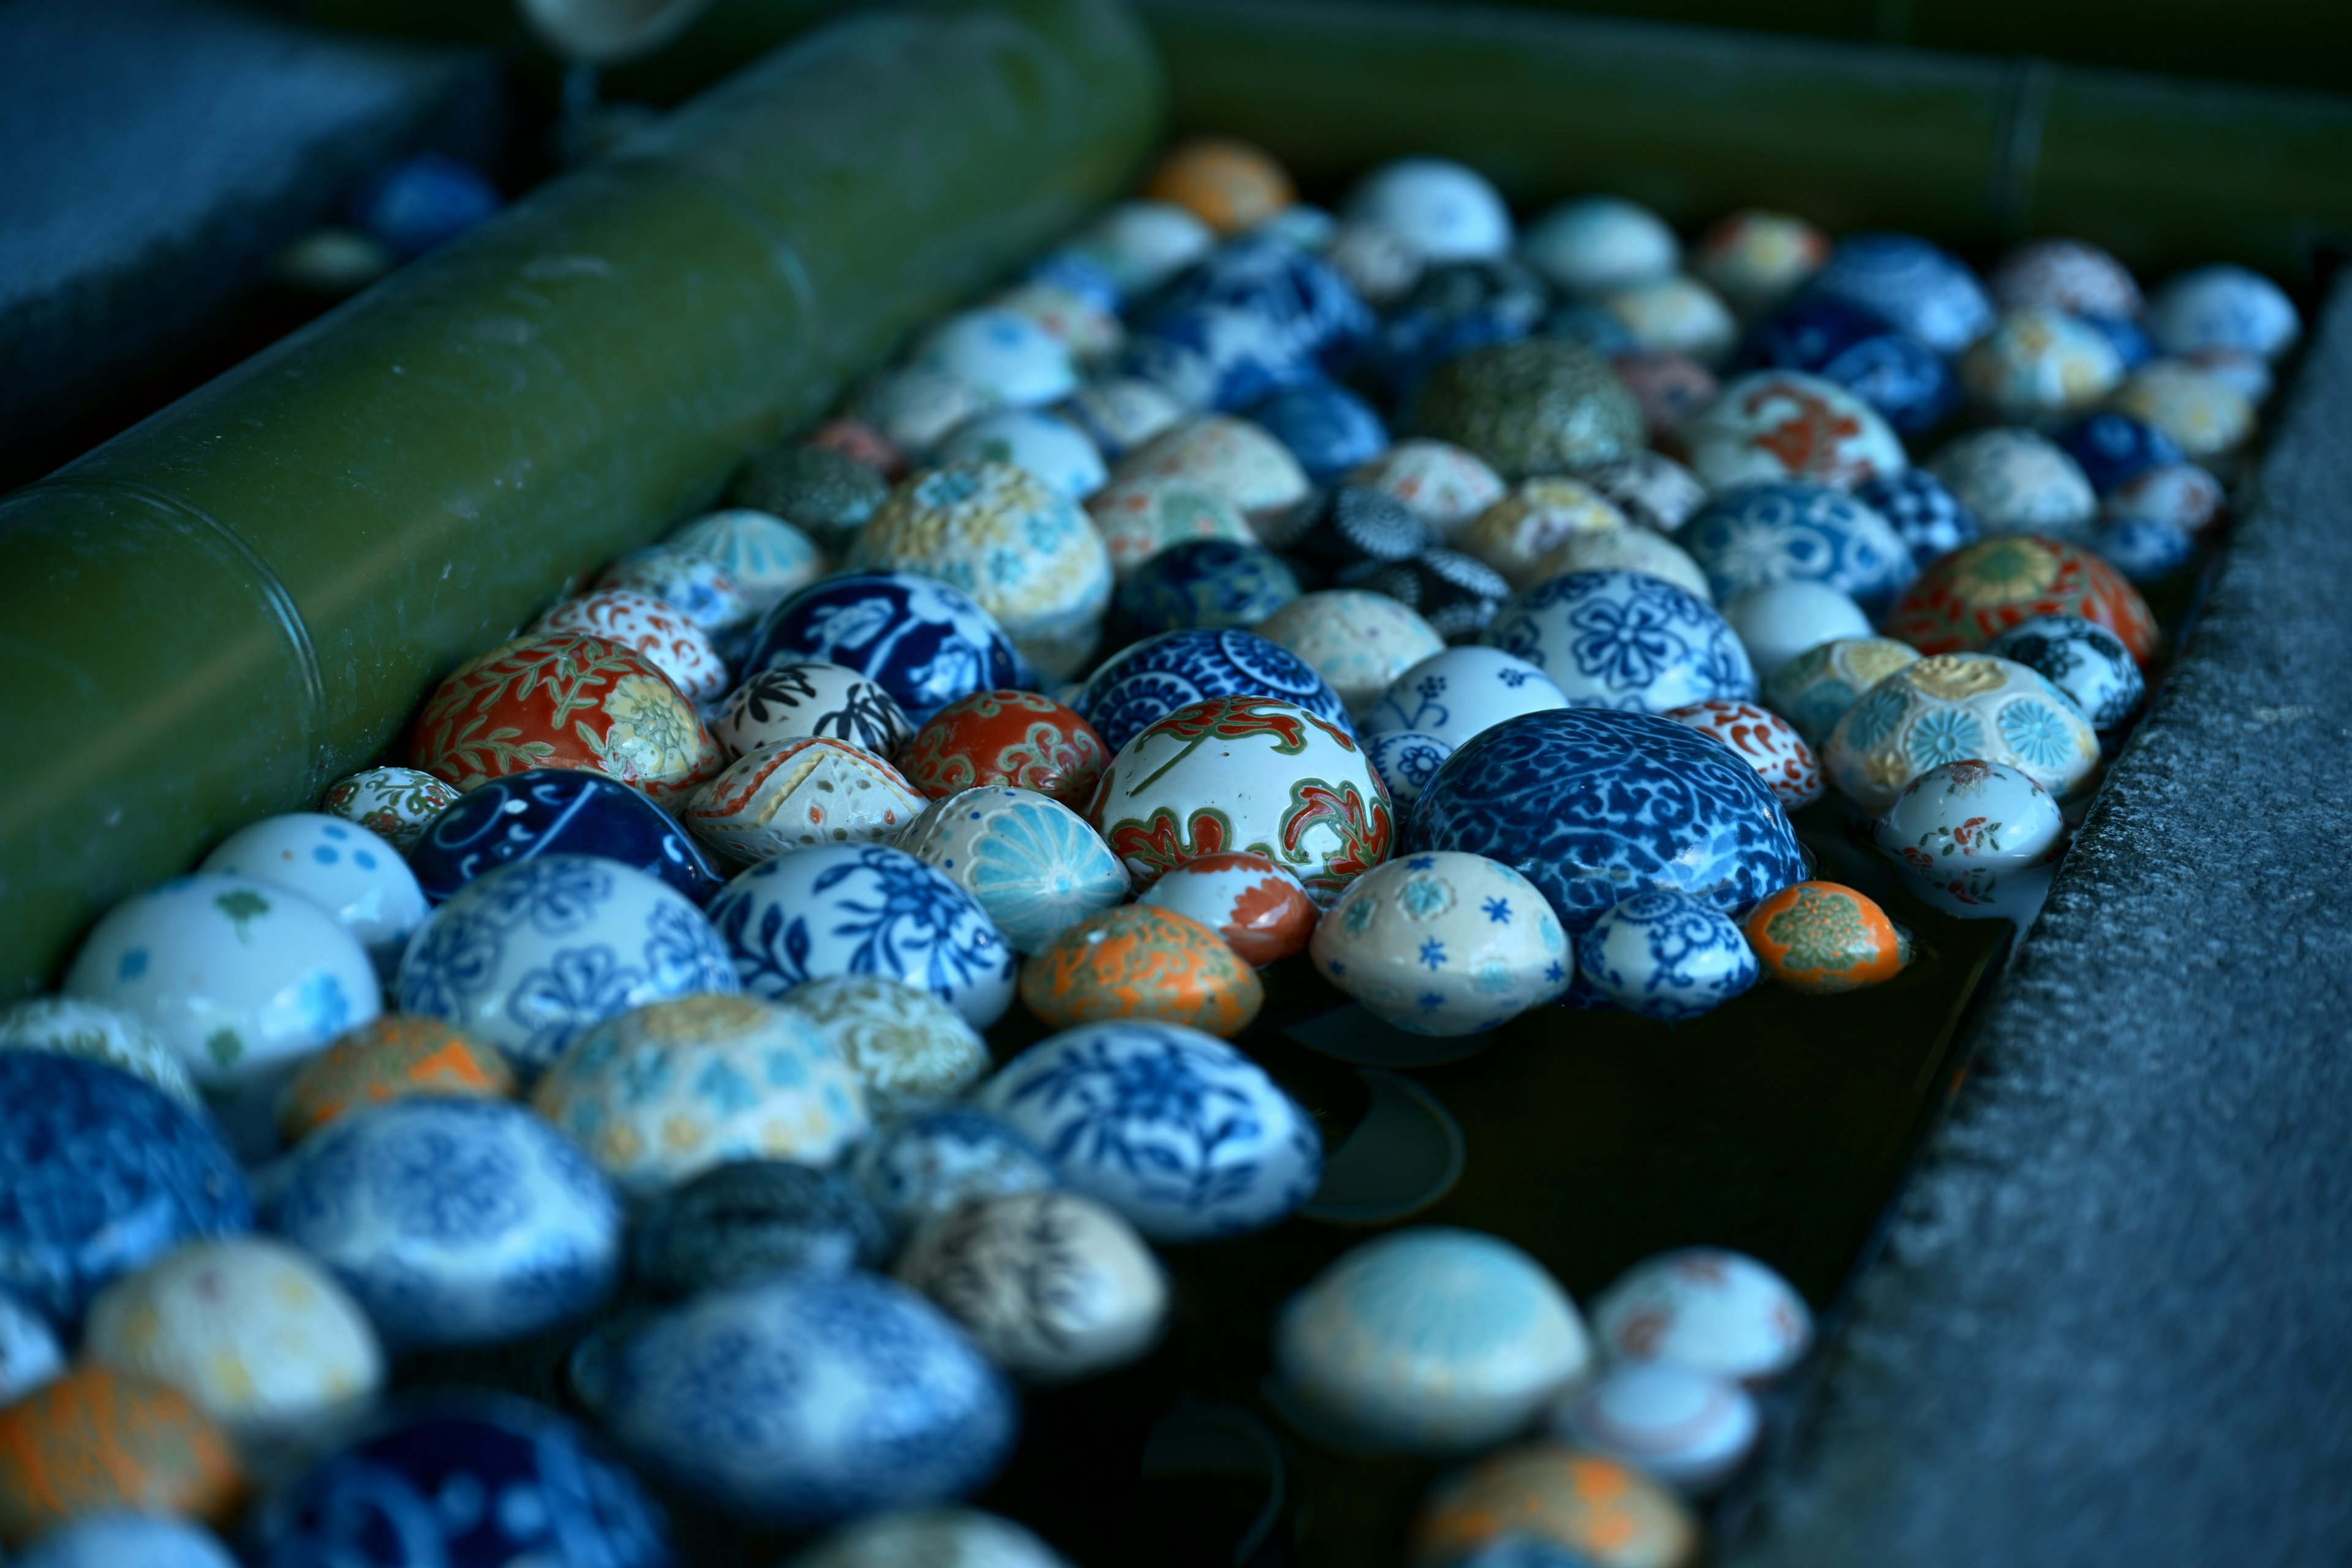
(1310, 851, 1572, 1036)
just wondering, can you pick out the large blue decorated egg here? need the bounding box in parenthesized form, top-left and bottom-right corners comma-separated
(1115, 538, 1301, 634)
(706, 843, 1016, 1028)
(1410, 707, 1806, 938)
(1485, 571, 1756, 714)
(1804, 234, 1994, 355)
(409, 768, 724, 907)
(976, 1022, 1322, 1242)
(0, 1054, 251, 1325)
(264, 1098, 622, 1351)
(605, 1271, 1016, 1527)
(251, 1394, 671, 1568)
(1675, 482, 1917, 613)
(1246, 378, 1389, 483)
(1072, 627, 1354, 753)
(396, 855, 737, 1073)
(1737, 293, 1958, 433)
(743, 571, 1028, 724)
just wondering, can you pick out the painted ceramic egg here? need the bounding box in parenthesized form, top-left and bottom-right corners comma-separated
(2147, 263, 2299, 360)
(1583, 451, 1707, 535)
(1744, 880, 1910, 993)
(0, 1366, 240, 1547)
(898, 787, 1129, 954)
(1415, 340, 1645, 480)
(347, 151, 498, 255)
(1573, 889, 1758, 1021)
(198, 811, 427, 974)
(1927, 428, 2098, 540)
(1088, 693, 1392, 905)
(1988, 237, 2143, 319)
(2094, 515, 2195, 583)
(851, 462, 1111, 678)
(13, 1514, 237, 1568)
(1610, 350, 1720, 442)
(1874, 758, 2065, 907)
(1600, 278, 1735, 367)
(1677, 482, 1914, 613)
(83, 1236, 381, 1452)
(1663, 698, 1822, 809)
(0, 1054, 250, 1324)
(1528, 521, 1715, 604)
(1737, 293, 1957, 434)
(1312, 851, 1570, 1035)
(1249, 379, 1389, 483)
(1343, 157, 1511, 262)
(1692, 208, 1829, 318)
(2109, 360, 2255, 461)
(1986, 613, 2147, 731)
(1144, 233, 1371, 375)
(902, 688, 1109, 807)
(1347, 440, 1508, 539)
(1327, 217, 1426, 309)
(805, 417, 908, 478)
(777, 974, 991, 1117)
(606, 1271, 1014, 1526)
(991, 279, 1125, 371)
(1853, 468, 1980, 568)
(597, 545, 758, 639)
(1068, 200, 1215, 297)
(733, 442, 889, 551)
(706, 843, 1016, 1027)
(1553, 1361, 1760, 1493)
(65, 872, 380, 1118)
(852, 1105, 1058, 1240)
(668, 507, 825, 608)
(851, 365, 987, 458)
(276, 1014, 516, 1142)
(2055, 410, 2182, 494)
(1114, 301, 1313, 415)
(1349, 549, 1515, 643)
(1488, 570, 1755, 714)
(745, 571, 1027, 724)
(684, 736, 925, 864)
(1062, 375, 1189, 462)
(899, 1189, 1167, 1382)
(1411, 1444, 1697, 1568)
(1138, 850, 1319, 968)
(2185, 345, 2274, 404)
(911, 309, 1077, 409)
(1411, 708, 1806, 940)
(1072, 627, 1353, 754)
(1885, 534, 2158, 664)
(398, 855, 736, 1072)
(1084, 470, 1258, 579)
(1365, 257, 1550, 398)
(1826, 653, 2098, 812)
(319, 765, 459, 850)
(935, 409, 1108, 500)
(1115, 537, 1300, 633)
(632, 1160, 887, 1294)
(1276, 1228, 1591, 1453)
(265, 1097, 620, 1349)
(410, 766, 725, 907)
(1259, 590, 1447, 717)
(1592, 1247, 1814, 1382)
(978, 1021, 1321, 1241)
(1519, 195, 1677, 295)
(1720, 581, 1872, 685)
(532, 994, 867, 1194)
(1365, 645, 1569, 749)
(2083, 312, 2158, 370)
(532, 587, 729, 702)
(1807, 233, 1994, 353)
(1020, 904, 1262, 1036)
(788, 1509, 1072, 1568)
(0, 995, 197, 1104)
(1273, 485, 1430, 578)
(1364, 730, 1455, 811)
(254, 1396, 671, 1567)
(2103, 461, 2223, 535)
(1672, 369, 1907, 492)
(0, 1290, 64, 1403)
(1458, 477, 1630, 589)
(1762, 635, 1923, 747)
(714, 660, 914, 763)
(1109, 414, 1312, 529)
(1958, 306, 2124, 423)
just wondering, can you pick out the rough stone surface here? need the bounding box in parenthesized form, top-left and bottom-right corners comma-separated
(1733, 280, 2352, 1566)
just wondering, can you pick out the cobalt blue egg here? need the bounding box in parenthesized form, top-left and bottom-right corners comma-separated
(1071, 628, 1354, 753)
(1118, 304, 1321, 413)
(2092, 515, 2196, 584)
(1853, 469, 1980, 570)
(1675, 482, 1917, 614)
(1740, 295, 1958, 433)
(1247, 379, 1390, 483)
(1370, 259, 1553, 395)
(347, 153, 501, 259)
(409, 769, 724, 907)
(1116, 538, 1302, 634)
(1142, 233, 1373, 371)
(743, 571, 1028, 724)
(1805, 234, 1994, 356)
(2054, 411, 2184, 495)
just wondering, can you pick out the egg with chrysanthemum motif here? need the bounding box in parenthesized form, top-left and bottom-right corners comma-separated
(1825, 653, 2097, 813)
(1885, 534, 2157, 665)
(898, 787, 1129, 954)
(1762, 635, 1922, 748)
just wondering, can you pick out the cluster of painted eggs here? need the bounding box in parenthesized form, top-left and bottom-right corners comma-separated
(0, 131, 2279, 1564)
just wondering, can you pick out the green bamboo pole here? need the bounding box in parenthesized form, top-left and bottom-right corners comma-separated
(0, 0, 1160, 996)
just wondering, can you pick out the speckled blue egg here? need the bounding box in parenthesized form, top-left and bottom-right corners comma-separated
(1071, 628, 1354, 753)
(2054, 412, 2184, 494)
(743, 571, 1028, 723)
(1805, 235, 1994, 356)
(410, 767, 725, 907)
(1487, 571, 1755, 714)
(1675, 482, 1917, 613)
(1853, 469, 1980, 570)
(1738, 294, 1958, 433)
(1248, 379, 1389, 482)
(1115, 538, 1302, 634)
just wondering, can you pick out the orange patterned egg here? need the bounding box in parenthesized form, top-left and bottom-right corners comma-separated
(1885, 534, 2158, 666)
(1139, 136, 1295, 235)
(1019, 905, 1262, 1037)
(0, 1366, 241, 1547)
(900, 688, 1109, 808)
(1410, 1442, 1698, 1568)
(1743, 881, 1910, 995)
(277, 1014, 517, 1142)
(407, 634, 722, 804)
(1136, 850, 1317, 967)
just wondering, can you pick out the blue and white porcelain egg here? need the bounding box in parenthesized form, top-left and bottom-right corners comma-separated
(913, 308, 1079, 408)
(1310, 851, 1573, 1035)
(16, 1515, 239, 1568)
(0, 995, 198, 1104)
(1804, 233, 1994, 355)
(604, 1271, 1016, 1528)
(2094, 516, 2196, 584)
(1487, 570, 1757, 714)
(1144, 234, 1372, 372)
(1675, 483, 1915, 614)
(935, 408, 1109, 500)
(1114, 538, 1301, 633)
(2054, 412, 2183, 495)
(1925, 428, 2098, 540)
(706, 843, 1016, 1027)
(412, 767, 726, 910)
(1986, 613, 2147, 731)
(398, 854, 736, 1074)
(895, 787, 1130, 955)
(1067, 201, 1215, 298)
(1365, 646, 1569, 748)
(264, 1097, 621, 1351)
(744, 571, 1028, 725)
(198, 812, 427, 978)
(0, 1289, 64, 1402)
(668, 508, 826, 610)
(1342, 158, 1513, 263)
(1572, 889, 1759, 1021)
(1363, 730, 1455, 810)
(1518, 195, 1678, 296)
(1246, 379, 1390, 483)
(1072, 627, 1354, 753)
(977, 1022, 1322, 1242)
(1852, 468, 1980, 570)
(853, 1104, 1060, 1240)
(2146, 264, 2300, 361)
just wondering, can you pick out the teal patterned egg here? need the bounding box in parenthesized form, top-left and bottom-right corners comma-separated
(668, 508, 826, 609)
(1824, 652, 2098, 813)
(896, 788, 1131, 955)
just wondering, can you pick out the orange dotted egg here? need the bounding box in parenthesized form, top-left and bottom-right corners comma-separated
(0, 1366, 241, 1547)
(1019, 904, 1262, 1036)
(1743, 881, 1910, 995)
(277, 1014, 517, 1143)
(1411, 1442, 1697, 1568)
(1140, 137, 1296, 235)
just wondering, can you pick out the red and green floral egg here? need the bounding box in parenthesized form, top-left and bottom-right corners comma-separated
(1884, 534, 2158, 666)
(900, 688, 1110, 809)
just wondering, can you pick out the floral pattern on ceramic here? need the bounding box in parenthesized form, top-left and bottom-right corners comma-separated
(1142, 135, 1295, 234)
(1096, 414, 1311, 533)
(1073, 627, 1354, 756)
(1136, 850, 1317, 967)
(788, 1508, 1073, 1568)
(685, 736, 926, 865)
(276, 1014, 516, 1143)
(531, 587, 729, 703)
(409, 633, 722, 804)
(1926, 428, 2098, 540)
(197, 812, 428, 975)
(1742, 881, 1910, 994)
(396, 854, 738, 1072)
(667, 507, 826, 609)
(1986, 613, 2146, 731)
(897, 786, 1129, 954)
(83, 1236, 382, 1453)
(605, 1272, 1016, 1526)
(1762, 635, 1921, 747)
(319, 766, 459, 851)
(979, 1022, 1321, 1243)
(0, 995, 197, 1104)
(1020, 903, 1264, 1037)
(1887, 534, 2158, 665)
(1958, 307, 2124, 423)
(1456, 477, 1630, 589)
(2147, 263, 2300, 361)
(713, 660, 912, 763)
(1061, 375, 1187, 462)
(1362, 647, 1566, 753)
(1412, 1444, 1697, 1568)
(1675, 481, 1916, 614)
(597, 545, 758, 638)
(1414, 340, 1645, 480)
(532, 994, 868, 1194)
(1487, 570, 1757, 715)
(902, 688, 1109, 807)
(410, 766, 725, 908)
(1662, 699, 1822, 810)
(630, 1161, 886, 1296)
(1826, 652, 2099, 813)
(853, 1105, 1059, 1240)
(1591, 1248, 1814, 1384)
(935, 409, 1109, 500)
(1572, 889, 1759, 1022)
(11, 1513, 237, 1568)
(1311, 851, 1571, 1035)
(264, 1096, 621, 1350)
(1553, 1361, 1760, 1493)
(1873, 758, 2065, 907)
(1279, 1227, 1592, 1455)
(1526, 521, 1716, 605)
(0, 1366, 241, 1547)
(1346, 440, 1507, 539)
(2109, 361, 2255, 462)
(1363, 730, 1455, 812)
(1258, 590, 1448, 717)
(0, 1291, 64, 1404)
(1672, 369, 1906, 493)
(1988, 238, 2143, 320)
(1806, 233, 1994, 355)
(1115, 537, 1301, 635)
(706, 843, 1016, 1028)
(1692, 208, 1828, 317)
(777, 974, 992, 1117)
